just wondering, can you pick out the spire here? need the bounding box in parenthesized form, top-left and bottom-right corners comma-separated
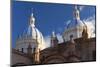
(51, 31, 58, 47)
(52, 31, 56, 37)
(73, 5, 80, 20)
(29, 9, 35, 27)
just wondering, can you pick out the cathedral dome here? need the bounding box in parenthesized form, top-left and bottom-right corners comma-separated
(23, 23, 44, 41)
(62, 6, 86, 41)
(16, 12, 45, 51)
(22, 13, 44, 41)
(67, 6, 84, 29)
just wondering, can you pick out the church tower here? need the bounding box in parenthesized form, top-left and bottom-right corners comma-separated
(51, 31, 58, 47)
(34, 45, 40, 64)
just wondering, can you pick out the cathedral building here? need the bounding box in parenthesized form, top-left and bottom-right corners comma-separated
(11, 5, 96, 66)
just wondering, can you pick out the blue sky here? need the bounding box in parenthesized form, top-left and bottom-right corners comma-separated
(12, 1, 96, 48)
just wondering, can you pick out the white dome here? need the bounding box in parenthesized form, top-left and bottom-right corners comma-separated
(62, 6, 86, 41)
(66, 5, 84, 29)
(23, 25, 43, 40)
(16, 13, 46, 51)
(22, 24, 45, 50)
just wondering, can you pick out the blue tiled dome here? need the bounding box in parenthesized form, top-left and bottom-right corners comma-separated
(67, 19, 84, 29)
(22, 25, 43, 40)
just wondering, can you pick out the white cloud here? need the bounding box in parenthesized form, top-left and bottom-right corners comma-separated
(44, 35, 51, 48)
(56, 33, 63, 43)
(82, 15, 95, 37)
(65, 20, 71, 26)
(83, 15, 95, 24)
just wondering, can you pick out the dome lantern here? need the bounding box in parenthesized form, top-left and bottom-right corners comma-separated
(73, 5, 80, 20)
(29, 12, 35, 27)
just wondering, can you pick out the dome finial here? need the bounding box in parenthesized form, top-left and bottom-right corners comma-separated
(73, 5, 80, 20)
(29, 8, 35, 27)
